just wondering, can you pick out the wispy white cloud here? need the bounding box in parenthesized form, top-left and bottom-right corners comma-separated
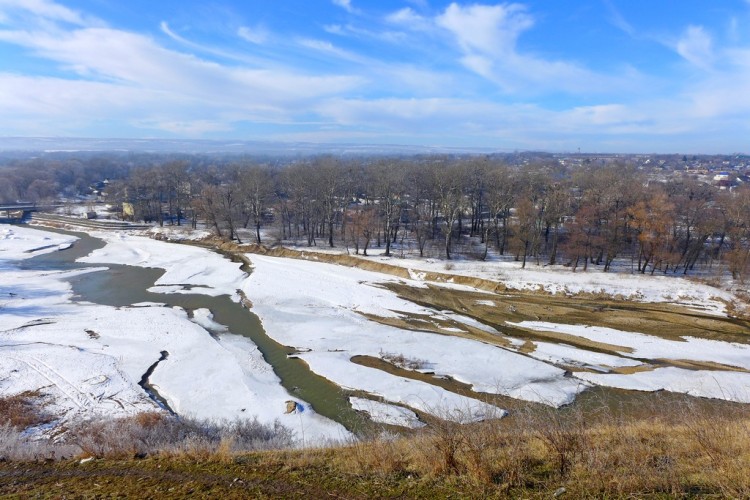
(160, 21, 191, 45)
(431, 3, 627, 94)
(323, 24, 345, 35)
(605, 0, 635, 36)
(436, 3, 533, 57)
(324, 21, 408, 44)
(298, 38, 368, 64)
(680, 48, 750, 119)
(727, 17, 739, 43)
(237, 25, 269, 45)
(386, 7, 428, 27)
(332, 0, 357, 14)
(0, 0, 100, 26)
(158, 21, 267, 65)
(675, 25, 714, 69)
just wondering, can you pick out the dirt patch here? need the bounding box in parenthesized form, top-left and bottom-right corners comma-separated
(653, 358, 750, 373)
(358, 309, 516, 349)
(506, 323, 635, 355)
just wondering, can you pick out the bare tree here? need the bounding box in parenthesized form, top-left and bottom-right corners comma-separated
(161, 161, 191, 226)
(238, 165, 274, 244)
(484, 165, 516, 257)
(371, 161, 405, 257)
(434, 162, 465, 260)
(629, 187, 677, 273)
(723, 185, 750, 281)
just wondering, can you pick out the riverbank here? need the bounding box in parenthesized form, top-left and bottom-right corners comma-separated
(0, 225, 348, 445)
(5, 220, 750, 442)
(224, 237, 750, 408)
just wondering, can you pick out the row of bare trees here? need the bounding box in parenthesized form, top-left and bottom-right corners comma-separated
(4, 153, 750, 280)
(123, 157, 749, 280)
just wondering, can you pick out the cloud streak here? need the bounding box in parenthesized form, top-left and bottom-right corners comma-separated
(332, 0, 357, 14)
(0, 0, 99, 26)
(676, 25, 714, 69)
(237, 25, 269, 45)
(0, 0, 749, 152)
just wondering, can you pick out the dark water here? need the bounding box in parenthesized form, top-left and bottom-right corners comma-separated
(19, 227, 365, 432)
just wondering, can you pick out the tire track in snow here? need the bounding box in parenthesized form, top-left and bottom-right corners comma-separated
(5, 353, 96, 409)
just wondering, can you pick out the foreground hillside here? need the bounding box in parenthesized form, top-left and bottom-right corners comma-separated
(2, 398, 749, 499)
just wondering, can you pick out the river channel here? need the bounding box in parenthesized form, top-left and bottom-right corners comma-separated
(19, 225, 747, 432)
(19, 226, 365, 432)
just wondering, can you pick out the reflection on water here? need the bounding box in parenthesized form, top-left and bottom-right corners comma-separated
(20, 226, 365, 432)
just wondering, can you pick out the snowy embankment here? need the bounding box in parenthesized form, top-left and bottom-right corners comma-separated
(0, 226, 347, 444)
(79, 231, 243, 297)
(242, 254, 587, 419)
(242, 251, 750, 408)
(332, 249, 735, 316)
(349, 397, 425, 429)
(510, 321, 750, 403)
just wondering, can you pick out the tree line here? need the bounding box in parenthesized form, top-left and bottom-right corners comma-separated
(106, 156, 750, 280)
(3, 153, 750, 280)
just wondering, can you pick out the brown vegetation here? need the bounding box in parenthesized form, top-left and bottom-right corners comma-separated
(2, 396, 750, 498)
(0, 409, 294, 463)
(0, 391, 51, 430)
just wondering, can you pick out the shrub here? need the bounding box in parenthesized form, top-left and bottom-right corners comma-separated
(0, 423, 78, 462)
(0, 392, 51, 429)
(68, 413, 295, 459)
(379, 350, 428, 370)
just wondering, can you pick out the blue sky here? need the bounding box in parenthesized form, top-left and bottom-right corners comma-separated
(0, 0, 749, 152)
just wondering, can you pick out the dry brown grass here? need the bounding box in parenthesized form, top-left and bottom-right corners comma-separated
(0, 391, 51, 429)
(340, 398, 750, 497)
(378, 349, 429, 370)
(2, 393, 750, 497)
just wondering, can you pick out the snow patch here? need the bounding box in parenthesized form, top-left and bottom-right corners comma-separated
(349, 397, 426, 428)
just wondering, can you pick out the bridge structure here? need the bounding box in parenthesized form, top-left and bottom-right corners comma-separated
(0, 203, 38, 223)
(1, 203, 150, 229)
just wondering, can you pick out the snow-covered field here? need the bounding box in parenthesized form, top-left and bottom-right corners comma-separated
(391, 255, 732, 316)
(512, 321, 750, 402)
(240, 249, 750, 409)
(79, 231, 244, 297)
(0, 226, 347, 444)
(242, 254, 586, 415)
(3, 223, 750, 440)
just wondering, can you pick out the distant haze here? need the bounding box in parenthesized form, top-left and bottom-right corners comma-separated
(0, 137, 505, 156)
